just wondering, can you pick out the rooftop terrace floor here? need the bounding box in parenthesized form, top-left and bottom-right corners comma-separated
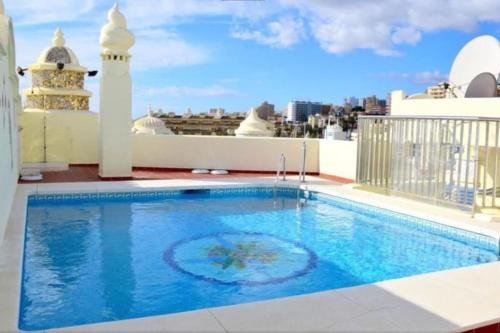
(18, 165, 288, 183)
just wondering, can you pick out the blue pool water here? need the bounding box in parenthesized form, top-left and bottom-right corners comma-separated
(20, 187, 499, 330)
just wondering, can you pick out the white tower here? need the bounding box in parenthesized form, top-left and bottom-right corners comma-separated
(98, 3, 135, 178)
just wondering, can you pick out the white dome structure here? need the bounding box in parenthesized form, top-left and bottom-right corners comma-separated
(235, 108, 273, 137)
(35, 28, 81, 66)
(99, 3, 135, 56)
(132, 109, 174, 135)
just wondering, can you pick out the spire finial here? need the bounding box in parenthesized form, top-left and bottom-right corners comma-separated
(0, 0, 5, 15)
(100, 2, 135, 55)
(108, 2, 127, 28)
(148, 105, 153, 117)
(52, 27, 65, 47)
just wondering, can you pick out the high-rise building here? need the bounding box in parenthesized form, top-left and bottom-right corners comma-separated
(363, 95, 378, 112)
(358, 98, 365, 109)
(254, 101, 275, 120)
(344, 97, 359, 108)
(386, 94, 392, 114)
(209, 108, 225, 114)
(286, 101, 322, 123)
(344, 103, 353, 114)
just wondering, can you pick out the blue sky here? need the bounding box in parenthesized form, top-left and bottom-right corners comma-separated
(4, 0, 500, 117)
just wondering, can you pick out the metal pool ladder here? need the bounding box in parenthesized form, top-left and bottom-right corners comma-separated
(299, 141, 306, 183)
(276, 153, 286, 182)
(296, 142, 308, 208)
(274, 153, 287, 207)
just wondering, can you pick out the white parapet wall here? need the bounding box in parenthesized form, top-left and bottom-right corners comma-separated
(319, 139, 358, 181)
(133, 135, 320, 173)
(0, 11, 21, 244)
(391, 90, 500, 117)
(21, 110, 99, 164)
(19, 113, 363, 178)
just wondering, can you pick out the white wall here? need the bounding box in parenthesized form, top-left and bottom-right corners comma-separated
(319, 139, 358, 180)
(133, 135, 320, 173)
(391, 90, 500, 117)
(21, 110, 99, 164)
(0, 14, 21, 243)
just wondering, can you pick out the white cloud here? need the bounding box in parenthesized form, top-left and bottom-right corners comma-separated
(13, 26, 209, 73)
(122, 0, 281, 27)
(5, 0, 500, 58)
(310, 19, 397, 55)
(392, 26, 421, 45)
(231, 16, 305, 48)
(281, 0, 500, 55)
(133, 29, 210, 70)
(146, 85, 240, 97)
(382, 70, 449, 85)
(4, 0, 97, 25)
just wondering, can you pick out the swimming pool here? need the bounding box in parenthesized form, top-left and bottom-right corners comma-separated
(20, 187, 499, 330)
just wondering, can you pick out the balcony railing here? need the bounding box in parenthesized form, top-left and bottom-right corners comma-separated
(356, 116, 500, 214)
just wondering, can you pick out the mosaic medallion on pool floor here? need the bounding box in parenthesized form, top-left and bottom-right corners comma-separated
(164, 232, 317, 286)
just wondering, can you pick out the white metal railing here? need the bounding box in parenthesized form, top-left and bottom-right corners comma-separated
(357, 116, 500, 213)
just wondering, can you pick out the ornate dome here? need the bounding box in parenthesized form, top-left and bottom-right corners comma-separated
(24, 27, 92, 112)
(36, 28, 81, 66)
(235, 108, 273, 137)
(100, 3, 135, 55)
(132, 109, 174, 135)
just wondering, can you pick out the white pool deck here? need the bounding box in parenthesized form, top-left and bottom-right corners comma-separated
(2, 176, 500, 332)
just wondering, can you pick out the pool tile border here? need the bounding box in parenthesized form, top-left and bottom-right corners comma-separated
(312, 192, 499, 253)
(27, 185, 499, 253)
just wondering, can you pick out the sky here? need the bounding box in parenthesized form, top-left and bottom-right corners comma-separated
(3, 0, 500, 118)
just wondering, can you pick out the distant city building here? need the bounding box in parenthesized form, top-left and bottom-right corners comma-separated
(157, 109, 245, 135)
(344, 97, 359, 108)
(426, 85, 447, 98)
(183, 108, 194, 118)
(363, 95, 378, 112)
(209, 108, 225, 118)
(254, 101, 275, 120)
(386, 94, 392, 114)
(344, 103, 353, 114)
(308, 114, 322, 128)
(321, 104, 333, 116)
(366, 105, 387, 115)
(358, 98, 365, 109)
(287, 101, 322, 122)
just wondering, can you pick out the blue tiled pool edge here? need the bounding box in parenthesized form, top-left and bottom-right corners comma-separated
(27, 186, 499, 254)
(311, 192, 499, 253)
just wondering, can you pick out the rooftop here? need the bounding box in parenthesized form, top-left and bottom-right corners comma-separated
(2, 1, 500, 332)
